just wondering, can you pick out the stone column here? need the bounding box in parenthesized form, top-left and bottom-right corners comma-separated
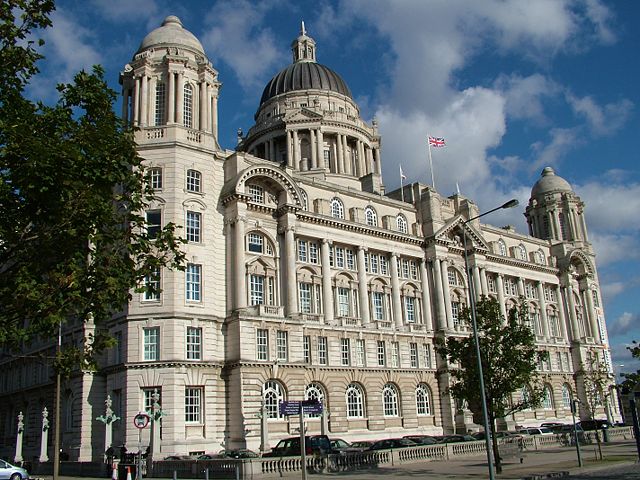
(260, 402, 268, 454)
(321, 239, 334, 323)
(199, 81, 206, 130)
(564, 283, 580, 341)
(149, 77, 157, 126)
(336, 135, 344, 173)
(39, 407, 49, 462)
(374, 148, 382, 174)
(472, 265, 482, 301)
(419, 259, 433, 330)
(279, 218, 297, 317)
(286, 130, 293, 168)
(212, 93, 219, 138)
(14, 412, 24, 464)
(517, 277, 525, 297)
(357, 141, 365, 177)
(176, 72, 184, 125)
(132, 76, 140, 126)
(292, 130, 300, 170)
(496, 274, 507, 322)
(139, 74, 148, 127)
(167, 71, 175, 124)
(310, 130, 317, 168)
(432, 258, 447, 330)
(316, 130, 324, 168)
(234, 213, 247, 309)
(552, 210, 562, 240)
(390, 253, 403, 328)
(356, 247, 370, 324)
(270, 138, 276, 162)
(537, 282, 550, 340)
(480, 268, 488, 296)
(556, 285, 569, 341)
(441, 260, 453, 329)
(584, 284, 599, 342)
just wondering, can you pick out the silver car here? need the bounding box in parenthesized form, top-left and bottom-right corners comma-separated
(0, 460, 29, 480)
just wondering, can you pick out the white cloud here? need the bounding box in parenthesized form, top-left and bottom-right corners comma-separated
(494, 74, 559, 123)
(575, 181, 640, 232)
(566, 93, 634, 135)
(529, 127, 581, 173)
(590, 233, 640, 266)
(583, 0, 617, 45)
(601, 281, 627, 300)
(608, 312, 640, 337)
(201, 0, 288, 91)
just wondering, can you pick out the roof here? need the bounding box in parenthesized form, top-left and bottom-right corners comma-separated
(531, 167, 573, 197)
(137, 16, 205, 56)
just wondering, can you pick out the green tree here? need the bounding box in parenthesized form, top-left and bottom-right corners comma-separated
(0, 1, 185, 366)
(620, 340, 640, 392)
(436, 297, 544, 473)
(581, 351, 614, 460)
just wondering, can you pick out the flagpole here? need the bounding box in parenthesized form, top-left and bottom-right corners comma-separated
(428, 138, 436, 189)
(400, 166, 405, 203)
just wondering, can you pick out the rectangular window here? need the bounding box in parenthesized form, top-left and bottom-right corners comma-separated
(186, 211, 201, 243)
(370, 253, 378, 273)
(377, 340, 386, 366)
(256, 329, 268, 361)
(303, 335, 311, 363)
(402, 259, 410, 278)
(341, 338, 350, 366)
(336, 247, 345, 268)
(355, 339, 365, 366)
(186, 327, 202, 360)
(448, 269, 456, 285)
(154, 84, 165, 126)
(146, 209, 161, 239)
(337, 287, 350, 317)
(297, 240, 307, 262)
(364, 252, 370, 272)
(391, 341, 399, 368)
(410, 342, 419, 368)
(276, 330, 288, 361)
(186, 263, 202, 302)
(424, 344, 432, 368)
(184, 387, 202, 423)
(299, 282, 312, 313)
(346, 249, 355, 270)
(380, 255, 388, 275)
(143, 327, 159, 361)
(372, 292, 384, 320)
(487, 275, 496, 293)
(309, 242, 318, 264)
(250, 274, 264, 305)
(143, 388, 161, 414)
(247, 233, 263, 253)
(143, 267, 161, 301)
(318, 336, 328, 365)
(329, 246, 334, 267)
(248, 184, 264, 203)
(410, 261, 418, 280)
(451, 301, 461, 326)
(186, 169, 201, 192)
(148, 167, 162, 189)
(405, 297, 415, 323)
(592, 290, 600, 307)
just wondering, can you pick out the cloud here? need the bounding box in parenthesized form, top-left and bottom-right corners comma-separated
(575, 180, 640, 232)
(590, 233, 640, 266)
(583, 0, 617, 45)
(201, 0, 288, 91)
(529, 127, 581, 173)
(600, 281, 627, 300)
(88, 0, 158, 22)
(608, 312, 640, 337)
(566, 93, 634, 135)
(494, 74, 560, 124)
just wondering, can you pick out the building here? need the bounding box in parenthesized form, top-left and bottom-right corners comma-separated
(0, 16, 621, 462)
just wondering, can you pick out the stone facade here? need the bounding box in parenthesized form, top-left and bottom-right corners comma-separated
(0, 17, 621, 462)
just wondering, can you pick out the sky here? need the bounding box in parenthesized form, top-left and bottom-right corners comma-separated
(29, 0, 639, 375)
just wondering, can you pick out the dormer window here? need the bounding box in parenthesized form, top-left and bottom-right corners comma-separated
(248, 184, 264, 203)
(331, 198, 344, 219)
(396, 215, 408, 234)
(498, 239, 507, 256)
(365, 206, 377, 227)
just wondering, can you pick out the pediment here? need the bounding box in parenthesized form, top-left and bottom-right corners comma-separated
(284, 108, 323, 122)
(433, 215, 490, 251)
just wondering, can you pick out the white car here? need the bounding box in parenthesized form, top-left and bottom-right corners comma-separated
(519, 427, 553, 436)
(0, 460, 29, 480)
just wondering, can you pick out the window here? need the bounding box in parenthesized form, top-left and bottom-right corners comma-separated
(186, 327, 202, 360)
(377, 340, 386, 366)
(504, 277, 518, 296)
(335, 247, 345, 268)
(250, 274, 264, 305)
(410, 261, 418, 280)
(397, 215, 408, 233)
(448, 269, 457, 286)
(297, 240, 308, 262)
(318, 336, 328, 365)
(186, 211, 201, 243)
(299, 282, 312, 313)
(309, 242, 319, 264)
(305, 383, 325, 418)
(263, 381, 284, 419)
(186, 263, 202, 301)
(542, 385, 554, 409)
(184, 387, 202, 423)
(518, 244, 527, 260)
(561, 384, 572, 409)
(143, 327, 159, 361)
(525, 282, 536, 299)
(535, 250, 545, 265)
(405, 297, 416, 323)
(276, 330, 288, 361)
(391, 342, 399, 368)
(365, 207, 377, 227)
(323, 149, 330, 167)
(487, 275, 496, 293)
(559, 212, 567, 240)
(247, 233, 263, 253)
(402, 259, 410, 278)
(355, 339, 365, 367)
(337, 287, 350, 317)
(380, 255, 388, 275)
(330, 198, 344, 219)
(370, 253, 378, 273)
(248, 184, 264, 203)
(143, 267, 161, 301)
(416, 384, 431, 416)
(346, 383, 364, 418)
(143, 388, 161, 415)
(423, 344, 432, 368)
(154, 83, 165, 125)
(145, 209, 161, 239)
(303, 335, 311, 363)
(148, 167, 162, 189)
(256, 329, 268, 361)
(592, 289, 600, 308)
(346, 249, 355, 270)
(186, 169, 201, 192)
(300, 190, 308, 210)
(451, 301, 461, 327)
(372, 292, 384, 321)
(382, 383, 399, 417)
(183, 83, 193, 128)
(498, 239, 507, 256)
(410, 343, 419, 368)
(341, 338, 350, 366)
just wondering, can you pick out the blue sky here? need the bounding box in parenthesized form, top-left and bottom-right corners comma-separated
(32, 0, 639, 375)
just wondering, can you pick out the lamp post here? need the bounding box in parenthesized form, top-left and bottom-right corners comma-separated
(462, 199, 519, 480)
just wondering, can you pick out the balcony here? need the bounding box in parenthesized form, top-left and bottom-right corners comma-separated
(337, 316, 360, 327)
(300, 313, 323, 323)
(136, 125, 216, 150)
(242, 304, 284, 318)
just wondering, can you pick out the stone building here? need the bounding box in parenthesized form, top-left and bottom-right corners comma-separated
(0, 16, 620, 462)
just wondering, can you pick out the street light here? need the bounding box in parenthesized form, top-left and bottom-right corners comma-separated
(462, 198, 519, 480)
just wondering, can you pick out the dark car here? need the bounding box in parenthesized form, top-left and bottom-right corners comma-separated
(217, 449, 259, 459)
(367, 438, 417, 450)
(540, 422, 564, 429)
(349, 440, 374, 452)
(579, 419, 611, 431)
(403, 435, 439, 445)
(440, 434, 476, 443)
(263, 435, 334, 457)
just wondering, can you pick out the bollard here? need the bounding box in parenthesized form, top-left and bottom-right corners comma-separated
(204, 468, 209, 480)
(235, 463, 239, 480)
(173, 470, 177, 480)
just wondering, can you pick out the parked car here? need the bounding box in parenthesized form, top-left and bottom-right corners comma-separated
(540, 422, 565, 429)
(403, 435, 439, 445)
(217, 449, 259, 459)
(330, 438, 363, 454)
(437, 434, 476, 443)
(367, 438, 418, 450)
(163, 455, 195, 461)
(579, 419, 611, 431)
(349, 440, 374, 451)
(263, 435, 334, 457)
(0, 460, 29, 480)
(518, 427, 553, 436)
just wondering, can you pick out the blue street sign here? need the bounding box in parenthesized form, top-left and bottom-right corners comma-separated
(302, 400, 323, 415)
(278, 400, 323, 416)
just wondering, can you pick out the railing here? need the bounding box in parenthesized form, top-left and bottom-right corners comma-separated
(338, 316, 360, 327)
(300, 313, 323, 323)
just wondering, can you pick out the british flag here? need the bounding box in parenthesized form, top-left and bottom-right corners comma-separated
(428, 136, 446, 147)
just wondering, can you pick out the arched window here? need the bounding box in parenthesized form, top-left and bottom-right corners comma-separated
(305, 383, 325, 418)
(186, 169, 201, 192)
(345, 383, 364, 418)
(365, 206, 377, 227)
(247, 184, 264, 203)
(263, 381, 284, 419)
(498, 239, 507, 256)
(518, 244, 527, 260)
(155, 82, 165, 126)
(542, 385, 554, 409)
(521, 386, 532, 410)
(330, 198, 344, 219)
(382, 383, 399, 417)
(415, 383, 432, 416)
(300, 190, 308, 211)
(183, 83, 193, 128)
(396, 214, 408, 233)
(535, 250, 545, 265)
(561, 383, 572, 409)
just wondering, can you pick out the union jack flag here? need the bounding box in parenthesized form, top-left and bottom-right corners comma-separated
(428, 136, 446, 147)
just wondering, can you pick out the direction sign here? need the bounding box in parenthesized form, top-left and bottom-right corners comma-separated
(133, 412, 150, 429)
(278, 400, 323, 416)
(302, 400, 323, 415)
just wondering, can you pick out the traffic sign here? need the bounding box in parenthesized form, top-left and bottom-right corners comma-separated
(302, 400, 323, 415)
(133, 412, 150, 429)
(278, 400, 323, 416)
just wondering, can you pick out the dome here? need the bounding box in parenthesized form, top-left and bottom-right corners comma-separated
(259, 61, 353, 106)
(531, 167, 573, 197)
(137, 16, 205, 56)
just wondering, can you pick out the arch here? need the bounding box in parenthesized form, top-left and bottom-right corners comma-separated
(262, 380, 285, 419)
(331, 198, 344, 219)
(568, 250, 595, 276)
(228, 164, 304, 208)
(396, 214, 408, 234)
(365, 206, 378, 227)
(183, 82, 193, 128)
(345, 382, 365, 418)
(415, 383, 432, 416)
(305, 382, 326, 418)
(542, 384, 554, 409)
(382, 383, 400, 417)
(497, 239, 507, 256)
(561, 383, 572, 409)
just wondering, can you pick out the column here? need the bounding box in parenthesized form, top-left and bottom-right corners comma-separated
(496, 274, 507, 322)
(316, 129, 324, 169)
(356, 247, 370, 324)
(552, 210, 562, 240)
(336, 135, 344, 173)
(342, 135, 349, 172)
(270, 138, 276, 162)
(390, 253, 403, 328)
(310, 129, 317, 169)
(564, 283, 580, 341)
(583, 284, 599, 342)
(167, 71, 175, 124)
(204, 83, 211, 131)
(537, 282, 550, 340)
(472, 265, 482, 301)
(321, 239, 334, 323)
(39, 407, 49, 462)
(480, 268, 488, 296)
(282, 223, 297, 316)
(132, 76, 140, 125)
(432, 259, 447, 330)
(212, 93, 219, 138)
(374, 148, 382, 174)
(556, 285, 568, 341)
(234, 215, 246, 310)
(579, 211, 589, 242)
(420, 259, 433, 330)
(149, 77, 157, 126)
(199, 81, 206, 130)
(441, 260, 453, 329)
(286, 130, 293, 167)
(139, 74, 148, 127)
(14, 412, 23, 464)
(176, 72, 184, 125)
(517, 277, 525, 297)
(357, 141, 365, 177)
(121, 88, 129, 123)
(292, 130, 300, 170)
(366, 146, 373, 174)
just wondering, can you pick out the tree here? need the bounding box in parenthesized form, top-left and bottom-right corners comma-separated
(436, 297, 544, 473)
(620, 340, 640, 392)
(0, 1, 185, 367)
(581, 351, 614, 460)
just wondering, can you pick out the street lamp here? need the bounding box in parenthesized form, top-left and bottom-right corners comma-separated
(462, 198, 519, 480)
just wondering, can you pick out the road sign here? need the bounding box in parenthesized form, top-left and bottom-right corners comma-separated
(302, 400, 323, 415)
(279, 401, 301, 416)
(278, 400, 323, 416)
(133, 412, 150, 429)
